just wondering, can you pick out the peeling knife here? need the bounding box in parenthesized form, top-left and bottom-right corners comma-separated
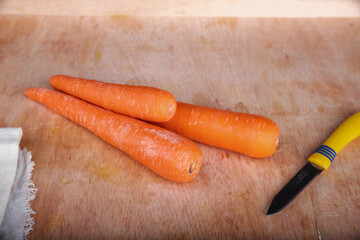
(267, 112, 360, 215)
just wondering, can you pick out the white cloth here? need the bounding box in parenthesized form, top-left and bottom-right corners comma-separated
(0, 128, 37, 240)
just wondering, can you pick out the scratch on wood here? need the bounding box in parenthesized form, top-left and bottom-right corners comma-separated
(316, 222, 322, 240)
(322, 212, 340, 217)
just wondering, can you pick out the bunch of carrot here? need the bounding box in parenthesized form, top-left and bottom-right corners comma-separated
(24, 75, 280, 182)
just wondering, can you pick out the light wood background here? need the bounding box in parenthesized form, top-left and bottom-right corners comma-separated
(1, 0, 360, 17)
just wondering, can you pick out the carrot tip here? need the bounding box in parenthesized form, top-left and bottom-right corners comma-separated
(189, 158, 200, 174)
(23, 88, 34, 97)
(169, 103, 175, 115)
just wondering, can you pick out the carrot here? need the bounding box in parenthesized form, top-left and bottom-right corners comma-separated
(49, 75, 176, 122)
(156, 102, 280, 158)
(23, 88, 202, 182)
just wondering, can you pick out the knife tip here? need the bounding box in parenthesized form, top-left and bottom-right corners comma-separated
(266, 208, 277, 216)
(266, 199, 280, 216)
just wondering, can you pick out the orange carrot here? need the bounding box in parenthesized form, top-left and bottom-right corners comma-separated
(156, 102, 280, 158)
(24, 88, 202, 182)
(49, 75, 176, 122)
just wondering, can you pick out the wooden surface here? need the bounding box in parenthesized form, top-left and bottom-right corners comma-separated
(1, 0, 360, 17)
(1, 13, 360, 239)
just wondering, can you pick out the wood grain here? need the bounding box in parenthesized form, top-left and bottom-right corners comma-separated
(1, 0, 359, 17)
(0, 14, 360, 239)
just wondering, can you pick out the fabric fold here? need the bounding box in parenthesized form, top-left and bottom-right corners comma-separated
(0, 128, 37, 240)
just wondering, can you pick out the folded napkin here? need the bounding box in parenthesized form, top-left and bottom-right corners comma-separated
(0, 128, 37, 240)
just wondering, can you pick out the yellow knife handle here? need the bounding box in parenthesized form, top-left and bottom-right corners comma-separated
(308, 112, 360, 170)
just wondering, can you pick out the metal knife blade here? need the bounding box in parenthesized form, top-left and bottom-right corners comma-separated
(266, 162, 322, 216)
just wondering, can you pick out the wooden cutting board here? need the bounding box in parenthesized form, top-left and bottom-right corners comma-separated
(1, 13, 360, 239)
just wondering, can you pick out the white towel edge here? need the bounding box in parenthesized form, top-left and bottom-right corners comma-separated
(21, 148, 37, 240)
